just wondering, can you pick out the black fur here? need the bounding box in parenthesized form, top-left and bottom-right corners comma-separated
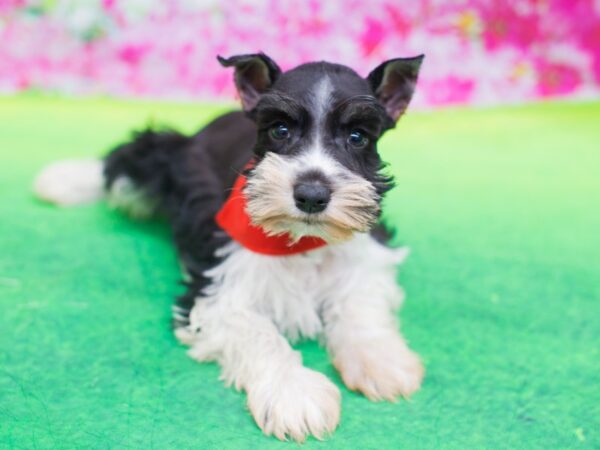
(251, 62, 396, 199)
(103, 54, 422, 328)
(104, 112, 256, 326)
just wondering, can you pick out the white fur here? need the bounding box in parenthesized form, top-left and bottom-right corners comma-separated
(33, 159, 104, 206)
(312, 76, 333, 127)
(180, 234, 421, 441)
(244, 76, 380, 244)
(107, 176, 157, 219)
(245, 151, 379, 243)
(321, 238, 424, 401)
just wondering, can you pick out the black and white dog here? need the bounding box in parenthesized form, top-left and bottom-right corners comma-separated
(34, 53, 425, 442)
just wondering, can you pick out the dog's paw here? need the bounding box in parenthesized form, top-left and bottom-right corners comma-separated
(333, 334, 424, 401)
(247, 366, 341, 442)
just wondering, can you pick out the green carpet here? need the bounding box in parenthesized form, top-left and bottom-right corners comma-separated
(1, 96, 599, 449)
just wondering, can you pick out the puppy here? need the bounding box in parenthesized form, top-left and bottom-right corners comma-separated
(34, 53, 425, 442)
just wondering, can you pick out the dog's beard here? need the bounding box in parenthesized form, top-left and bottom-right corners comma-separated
(245, 153, 380, 244)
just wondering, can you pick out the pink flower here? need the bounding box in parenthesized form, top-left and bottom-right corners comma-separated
(360, 18, 386, 56)
(0, 0, 24, 14)
(573, 17, 600, 84)
(424, 76, 475, 105)
(117, 43, 151, 66)
(535, 61, 582, 96)
(479, 2, 540, 52)
(384, 4, 412, 39)
(0, 0, 598, 105)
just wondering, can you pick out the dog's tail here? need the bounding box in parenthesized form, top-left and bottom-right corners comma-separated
(33, 159, 105, 206)
(33, 128, 192, 219)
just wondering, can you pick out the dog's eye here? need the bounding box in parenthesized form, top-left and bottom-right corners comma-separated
(347, 130, 368, 148)
(270, 123, 290, 140)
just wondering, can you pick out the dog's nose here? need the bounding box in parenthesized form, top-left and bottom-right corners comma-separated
(293, 182, 331, 214)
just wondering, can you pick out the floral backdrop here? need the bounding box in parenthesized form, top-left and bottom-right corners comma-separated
(1, 0, 599, 107)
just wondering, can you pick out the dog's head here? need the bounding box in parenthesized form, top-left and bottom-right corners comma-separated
(219, 53, 423, 243)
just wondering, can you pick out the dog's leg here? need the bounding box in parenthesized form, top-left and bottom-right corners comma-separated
(186, 303, 340, 442)
(323, 236, 424, 401)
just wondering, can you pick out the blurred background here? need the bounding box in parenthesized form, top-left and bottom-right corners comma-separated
(1, 0, 600, 106)
(1, 2, 599, 449)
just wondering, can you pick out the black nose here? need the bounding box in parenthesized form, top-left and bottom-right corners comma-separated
(293, 182, 331, 214)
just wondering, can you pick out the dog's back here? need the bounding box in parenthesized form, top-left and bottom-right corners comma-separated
(34, 110, 256, 324)
(103, 110, 255, 218)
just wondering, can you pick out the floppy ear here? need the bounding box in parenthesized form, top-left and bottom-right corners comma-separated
(367, 55, 424, 122)
(217, 53, 282, 112)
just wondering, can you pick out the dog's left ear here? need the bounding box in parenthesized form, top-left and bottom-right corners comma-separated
(367, 55, 424, 122)
(217, 53, 282, 112)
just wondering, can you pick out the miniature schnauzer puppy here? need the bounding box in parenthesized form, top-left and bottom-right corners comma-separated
(34, 52, 425, 442)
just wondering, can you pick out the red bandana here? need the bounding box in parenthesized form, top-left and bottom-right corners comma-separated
(215, 164, 328, 256)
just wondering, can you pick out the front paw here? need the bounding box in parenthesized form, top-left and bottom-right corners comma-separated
(247, 366, 341, 442)
(333, 334, 424, 401)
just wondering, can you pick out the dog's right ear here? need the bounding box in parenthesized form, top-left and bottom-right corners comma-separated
(217, 53, 282, 112)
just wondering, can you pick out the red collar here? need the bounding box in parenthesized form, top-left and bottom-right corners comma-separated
(215, 164, 327, 256)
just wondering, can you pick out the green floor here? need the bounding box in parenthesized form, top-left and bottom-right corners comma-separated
(0, 96, 599, 449)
